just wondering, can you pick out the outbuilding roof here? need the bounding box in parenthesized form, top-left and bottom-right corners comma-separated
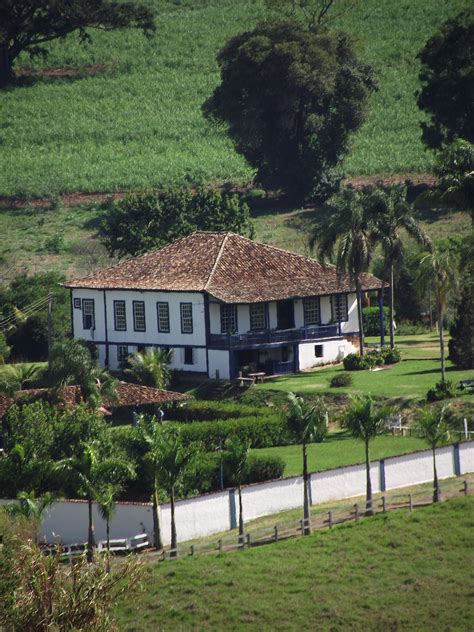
(0, 382, 189, 419)
(64, 232, 384, 303)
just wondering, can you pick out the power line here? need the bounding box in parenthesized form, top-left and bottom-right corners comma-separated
(0, 295, 51, 329)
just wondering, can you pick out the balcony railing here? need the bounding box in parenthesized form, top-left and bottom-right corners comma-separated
(209, 323, 340, 349)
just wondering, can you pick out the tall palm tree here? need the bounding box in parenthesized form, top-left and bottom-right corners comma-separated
(49, 339, 118, 410)
(418, 248, 459, 382)
(57, 442, 134, 562)
(414, 405, 450, 502)
(97, 482, 125, 555)
(142, 423, 194, 556)
(310, 187, 374, 356)
(225, 436, 251, 541)
(367, 186, 432, 348)
(285, 393, 328, 535)
(342, 395, 392, 515)
(125, 348, 173, 389)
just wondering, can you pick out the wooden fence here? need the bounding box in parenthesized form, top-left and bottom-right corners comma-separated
(157, 478, 471, 562)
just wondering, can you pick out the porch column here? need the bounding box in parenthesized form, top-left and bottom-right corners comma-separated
(377, 289, 385, 347)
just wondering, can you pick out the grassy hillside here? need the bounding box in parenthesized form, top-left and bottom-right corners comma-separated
(0, 0, 469, 198)
(116, 497, 474, 631)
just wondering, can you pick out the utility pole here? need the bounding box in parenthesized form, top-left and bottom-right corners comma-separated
(47, 292, 53, 371)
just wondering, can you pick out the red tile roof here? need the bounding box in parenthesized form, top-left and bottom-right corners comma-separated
(0, 382, 189, 419)
(64, 232, 385, 303)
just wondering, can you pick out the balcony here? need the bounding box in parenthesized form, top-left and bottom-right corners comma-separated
(209, 323, 340, 349)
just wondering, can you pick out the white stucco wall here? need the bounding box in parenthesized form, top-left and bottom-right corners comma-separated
(208, 349, 230, 380)
(298, 338, 356, 370)
(340, 293, 358, 334)
(21, 442, 472, 546)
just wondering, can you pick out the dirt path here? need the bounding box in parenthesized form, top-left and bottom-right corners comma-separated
(0, 173, 436, 210)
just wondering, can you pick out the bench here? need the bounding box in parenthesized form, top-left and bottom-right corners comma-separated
(248, 372, 266, 384)
(459, 379, 474, 390)
(237, 376, 256, 387)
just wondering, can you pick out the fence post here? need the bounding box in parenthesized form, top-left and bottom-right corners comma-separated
(274, 525, 278, 543)
(354, 504, 359, 522)
(299, 519, 304, 534)
(238, 534, 245, 548)
(328, 511, 332, 529)
(218, 539, 223, 554)
(463, 480, 468, 496)
(382, 496, 386, 513)
(189, 545, 194, 557)
(246, 533, 251, 548)
(409, 493, 413, 511)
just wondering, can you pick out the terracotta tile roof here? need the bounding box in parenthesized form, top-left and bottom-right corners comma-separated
(0, 382, 189, 419)
(65, 232, 385, 303)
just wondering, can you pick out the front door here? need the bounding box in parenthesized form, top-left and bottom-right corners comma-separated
(276, 299, 295, 330)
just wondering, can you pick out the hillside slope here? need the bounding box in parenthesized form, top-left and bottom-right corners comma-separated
(0, 0, 469, 197)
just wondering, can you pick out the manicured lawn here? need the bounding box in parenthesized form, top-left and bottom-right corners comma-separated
(257, 333, 474, 401)
(253, 433, 428, 477)
(115, 497, 474, 631)
(0, 0, 469, 197)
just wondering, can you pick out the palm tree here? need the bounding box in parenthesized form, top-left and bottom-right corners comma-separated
(96, 482, 124, 555)
(368, 186, 432, 348)
(285, 393, 328, 535)
(57, 442, 134, 562)
(0, 363, 45, 396)
(414, 405, 450, 502)
(310, 187, 374, 356)
(342, 395, 392, 515)
(141, 422, 194, 556)
(125, 348, 173, 389)
(225, 436, 251, 542)
(418, 248, 459, 382)
(4, 491, 55, 544)
(48, 339, 118, 410)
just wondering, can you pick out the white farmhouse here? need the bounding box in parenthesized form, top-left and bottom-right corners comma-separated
(65, 232, 386, 379)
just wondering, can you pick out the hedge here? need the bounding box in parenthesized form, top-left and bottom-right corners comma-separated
(164, 400, 269, 422)
(362, 306, 389, 336)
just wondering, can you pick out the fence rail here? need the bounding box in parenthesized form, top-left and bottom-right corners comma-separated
(156, 479, 471, 562)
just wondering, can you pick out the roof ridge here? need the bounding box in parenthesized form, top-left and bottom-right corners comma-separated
(204, 233, 229, 290)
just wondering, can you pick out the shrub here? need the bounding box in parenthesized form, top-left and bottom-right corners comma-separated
(343, 353, 370, 371)
(0, 331, 11, 363)
(330, 372, 353, 388)
(396, 322, 430, 335)
(426, 380, 457, 402)
(362, 306, 389, 336)
(240, 454, 284, 485)
(177, 414, 289, 450)
(381, 347, 401, 365)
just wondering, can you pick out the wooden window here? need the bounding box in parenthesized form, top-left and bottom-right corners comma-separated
(82, 299, 95, 330)
(157, 302, 170, 333)
(220, 304, 238, 334)
(180, 303, 193, 334)
(303, 297, 321, 326)
(113, 300, 127, 331)
(330, 294, 349, 323)
(183, 346, 194, 365)
(249, 303, 265, 330)
(117, 345, 129, 365)
(133, 301, 146, 332)
(73, 298, 81, 309)
(314, 344, 323, 358)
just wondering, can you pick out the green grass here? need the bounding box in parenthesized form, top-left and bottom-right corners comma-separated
(257, 333, 474, 401)
(254, 432, 427, 477)
(0, 0, 469, 197)
(115, 496, 474, 631)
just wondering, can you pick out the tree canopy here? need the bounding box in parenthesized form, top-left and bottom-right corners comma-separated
(203, 20, 376, 202)
(99, 187, 254, 258)
(0, 0, 155, 85)
(417, 10, 474, 149)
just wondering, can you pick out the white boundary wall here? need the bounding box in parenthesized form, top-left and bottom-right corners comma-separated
(2, 442, 471, 546)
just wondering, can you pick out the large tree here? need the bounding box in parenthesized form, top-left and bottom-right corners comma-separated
(265, 0, 356, 33)
(414, 406, 450, 503)
(0, 0, 155, 86)
(203, 20, 376, 202)
(100, 187, 254, 258)
(285, 393, 328, 535)
(449, 232, 474, 369)
(417, 10, 474, 149)
(310, 187, 374, 355)
(367, 186, 431, 348)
